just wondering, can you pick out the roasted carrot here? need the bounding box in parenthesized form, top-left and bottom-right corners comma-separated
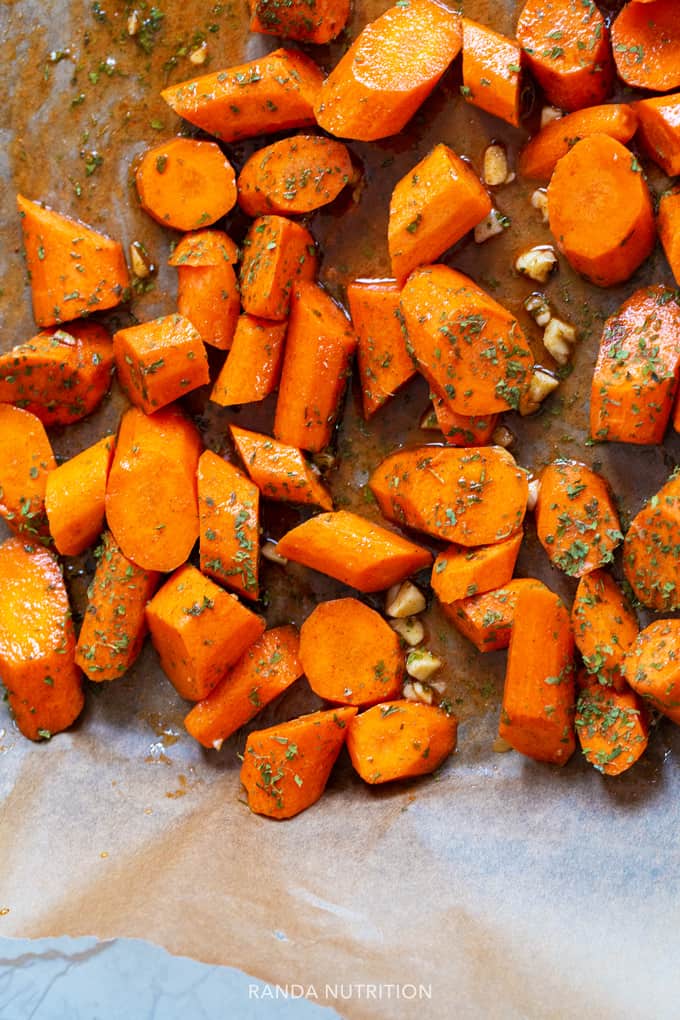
(250, 0, 349, 43)
(162, 49, 324, 143)
(0, 537, 83, 741)
(431, 394, 498, 447)
(17, 194, 129, 328)
(347, 279, 415, 419)
(611, 0, 680, 93)
(314, 0, 462, 141)
(623, 468, 680, 611)
(105, 406, 202, 573)
(240, 706, 356, 819)
(135, 138, 236, 232)
(571, 570, 638, 691)
(75, 531, 160, 682)
(185, 626, 303, 749)
(519, 104, 638, 181)
(441, 577, 547, 652)
(633, 93, 680, 176)
(113, 313, 209, 413)
(169, 229, 239, 268)
(590, 286, 680, 444)
(45, 436, 114, 557)
(168, 229, 240, 351)
(575, 681, 649, 776)
(0, 405, 55, 541)
(275, 509, 432, 591)
(370, 446, 528, 545)
(658, 191, 680, 289)
(623, 620, 680, 722)
(230, 425, 333, 510)
(499, 583, 575, 765)
(346, 701, 457, 784)
(146, 564, 265, 701)
(238, 135, 352, 217)
(461, 19, 523, 127)
(198, 450, 260, 601)
(210, 316, 287, 407)
(274, 281, 356, 451)
(240, 215, 317, 321)
(388, 145, 491, 284)
(431, 532, 522, 605)
(516, 0, 613, 112)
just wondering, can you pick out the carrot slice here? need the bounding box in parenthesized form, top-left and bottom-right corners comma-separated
(16, 194, 129, 328)
(519, 104, 638, 181)
(0, 405, 55, 541)
(45, 436, 114, 557)
(230, 425, 333, 510)
(75, 531, 160, 682)
(249, 0, 349, 43)
(576, 681, 649, 776)
(240, 215, 317, 321)
(185, 626, 303, 749)
(168, 229, 240, 351)
(347, 279, 414, 419)
(105, 406, 201, 573)
(238, 135, 352, 217)
(431, 394, 498, 447)
(146, 564, 265, 701)
(431, 532, 522, 604)
(612, 0, 680, 92)
(210, 315, 287, 406)
(623, 469, 680, 611)
(658, 190, 680, 289)
(571, 569, 638, 691)
(388, 145, 491, 283)
(241, 706, 356, 819)
(168, 230, 239, 268)
(633, 93, 680, 176)
(275, 509, 432, 591)
(197, 450, 260, 601)
(314, 0, 462, 141)
(547, 134, 655, 288)
(347, 700, 457, 783)
(135, 138, 236, 231)
(441, 577, 547, 652)
(623, 620, 680, 722)
(0, 537, 83, 741)
(370, 445, 528, 545)
(461, 18, 523, 127)
(114, 314, 209, 414)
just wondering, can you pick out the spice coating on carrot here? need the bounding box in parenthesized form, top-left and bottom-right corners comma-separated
(45, 436, 114, 557)
(576, 681, 649, 776)
(347, 700, 457, 784)
(571, 570, 638, 691)
(519, 104, 638, 181)
(114, 313, 209, 413)
(230, 425, 333, 510)
(240, 216, 317, 321)
(169, 230, 240, 352)
(0, 405, 55, 541)
(441, 578, 547, 653)
(347, 279, 415, 419)
(198, 450, 260, 601)
(623, 469, 680, 611)
(135, 138, 236, 232)
(633, 93, 680, 177)
(238, 135, 353, 217)
(211, 316, 287, 407)
(431, 532, 522, 605)
(250, 0, 350, 44)
(611, 0, 680, 93)
(623, 619, 680, 723)
(461, 19, 523, 127)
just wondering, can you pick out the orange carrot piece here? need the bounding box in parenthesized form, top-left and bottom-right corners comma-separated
(547, 134, 655, 288)
(168, 230, 239, 268)
(238, 135, 352, 217)
(75, 531, 160, 682)
(370, 445, 528, 545)
(590, 286, 680, 444)
(633, 93, 680, 176)
(146, 564, 265, 701)
(431, 394, 498, 447)
(516, 0, 613, 111)
(230, 425, 332, 510)
(249, 0, 349, 43)
(275, 509, 432, 592)
(17, 194, 129, 328)
(240, 215, 317, 321)
(431, 532, 522, 604)
(168, 229, 240, 351)
(185, 625, 303, 749)
(612, 0, 680, 93)
(519, 104, 638, 181)
(106, 406, 201, 573)
(388, 145, 491, 284)
(575, 681, 649, 776)
(571, 569, 638, 691)
(135, 138, 236, 231)
(441, 577, 547, 652)
(45, 436, 114, 557)
(210, 315, 287, 406)
(347, 279, 415, 419)
(0, 537, 83, 741)
(658, 191, 680, 289)
(623, 620, 680, 722)
(461, 18, 523, 127)
(623, 469, 680, 611)
(197, 450, 260, 601)
(499, 584, 575, 765)
(346, 700, 457, 783)
(274, 281, 356, 451)
(0, 405, 55, 541)
(241, 706, 356, 818)
(315, 0, 461, 140)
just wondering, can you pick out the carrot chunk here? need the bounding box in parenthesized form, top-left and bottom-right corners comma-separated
(210, 315, 287, 406)
(168, 229, 240, 351)
(441, 577, 547, 652)
(168, 229, 239, 268)
(658, 190, 680, 289)
(135, 138, 236, 231)
(0, 405, 55, 540)
(571, 570, 638, 691)
(431, 394, 498, 447)
(623, 620, 680, 723)
(197, 450, 260, 601)
(576, 681, 649, 776)
(461, 19, 523, 127)
(623, 469, 680, 611)
(347, 701, 457, 784)
(17, 194, 129, 328)
(633, 93, 680, 176)
(249, 0, 349, 43)
(238, 135, 352, 217)
(240, 215, 317, 321)
(431, 532, 522, 605)
(519, 104, 638, 181)
(45, 436, 114, 557)
(230, 425, 333, 510)
(612, 0, 680, 93)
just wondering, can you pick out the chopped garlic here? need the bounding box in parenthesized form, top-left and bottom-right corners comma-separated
(127, 9, 140, 35)
(483, 144, 510, 186)
(312, 450, 336, 474)
(526, 476, 541, 511)
(543, 317, 577, 365)
(129, 240, 153, 279)
(189, 42, 208, 65)
(491, 424, 515, 449)
(403, 680, 434, 705)
(212, 738, 224, 751)
(406, 648, 442, 682)
(520, 367, 560, 415)
(540, 105, 564, 128)
(386, 580, 426, 618)
(531, 188, 549, 223)
(524, 292, 552, 328)
(390, 616, 425, 647)
(261, 542, 288, 566)
(515, 245, 557, 284)
(474, 208, 509, 243)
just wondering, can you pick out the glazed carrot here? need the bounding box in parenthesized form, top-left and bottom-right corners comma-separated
(431, 395, 498, 447)
(658, 191, 680, 289)
(571, 570, 638, 690)
(547, 135, 655, 287)
(519, 104, 638, 181)
(431, 532, 522, 605)
(146, 564, 265, 701)
(314, 0, 462, 141)
(113, 313, 209, 413)
(45, 436, 114, 557)
(633, 94, 680, 176)
(623, 620, 680, 722)
(274, 281, 356, 451)
(388, 145, 491, 283)
(17, 194, 129, 328)
(240, 216, 317, 321)
(0, 405, 55, 540)
(590, 286, 680, 444)
(210, 316, 287, 406)
(346, 701, 457, 784)
(238, 136, 352, 217)
(400, 265, 532, 416)
(575, 681, 649, 776)
(441, 577, 547, 652)
(516, 0, 613, 112)
(623, 469, 680, 611)
(370, 446, 528, 545)
(611, 0, 680, 93)
(75, 531, 160, 682)
(241, 706, 356, 819)
(0, 537, 83, 741)
(461, 19, 523, 127)
(197, 450, 260, 601)
(499, 584, 575, 765)
(185, 626, 303, 749)
(106, 406, 202, 573)
(135, 138, 236, 232)
(230, 425, 333, 510)
(300, 598, 404, 707)
(535, 460, 622, 577)
(275, 509, 432, 592)
(250, 0, 349, 43)
(168, 229, 240, 351)
(0, 322, 114, 426)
